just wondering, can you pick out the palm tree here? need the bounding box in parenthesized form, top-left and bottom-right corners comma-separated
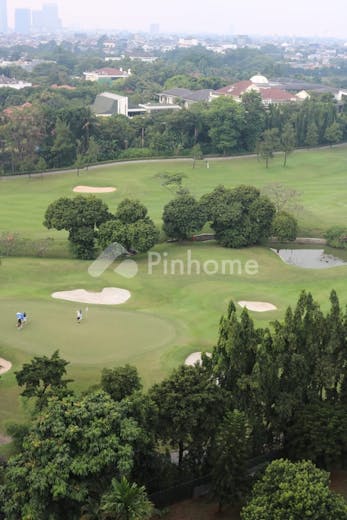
(101, 476, 153, 520)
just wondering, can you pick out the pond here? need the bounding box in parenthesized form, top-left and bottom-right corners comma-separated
(271, 247, 347, 269)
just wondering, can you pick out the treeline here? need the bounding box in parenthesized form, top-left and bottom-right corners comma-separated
(1, 88, 347, 175)
(44, 186, 297, 259)
(1, 290, 347, 517)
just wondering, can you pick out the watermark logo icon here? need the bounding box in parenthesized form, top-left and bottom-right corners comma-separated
(88, 242, 138, 279)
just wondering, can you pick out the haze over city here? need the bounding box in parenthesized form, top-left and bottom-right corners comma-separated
(4, 0, 347, 36)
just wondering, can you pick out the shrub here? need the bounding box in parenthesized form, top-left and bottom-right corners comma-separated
(325, 226, 347, 249)
(271, 211, 298, 242)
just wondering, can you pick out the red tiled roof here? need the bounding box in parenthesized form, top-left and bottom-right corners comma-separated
(260, 87, 297, 102)
(216, 80, 253, 97)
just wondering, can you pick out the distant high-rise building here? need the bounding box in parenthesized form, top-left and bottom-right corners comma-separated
(0, 0, 8, 34)
(32, 3, 61, 33)
(150, 23, 159, 35)
(31, 10, 44, 32)
(15, 8, 31, 35)
(41, 3, 61, 31)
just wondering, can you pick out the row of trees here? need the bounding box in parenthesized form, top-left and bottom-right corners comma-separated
(1, 290, 347, 518)
(163, 186, 297, 246)
(44, 197, 159, 259)
(44, 186, 298, 259)
(1, 88, 346, 174)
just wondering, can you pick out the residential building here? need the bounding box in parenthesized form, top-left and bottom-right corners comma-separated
(157, 88, 213, 108)
(91, 92, 129, 117)
(212, 75, 300, 105)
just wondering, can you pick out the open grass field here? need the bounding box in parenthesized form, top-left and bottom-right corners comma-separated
(1, 147, 347, 436)
(2, 242, 347, 433)
(1, 145, 347, 242)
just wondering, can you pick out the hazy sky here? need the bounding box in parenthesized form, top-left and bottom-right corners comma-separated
(6, 0, 347, 37)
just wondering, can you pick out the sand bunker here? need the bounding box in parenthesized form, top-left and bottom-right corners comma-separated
(0, 358, 12, 375)
(52, 287, 131, 305)
(73, 186, 116, 193)
(185, 352, 212, 366)
(238, 301, 277, 312)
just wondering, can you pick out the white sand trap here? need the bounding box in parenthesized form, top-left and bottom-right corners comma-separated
(0, 358, 12, 375)
(73, 186, 116, 193)
(238, 301, 277, 312)
(185, 352, 212, 366)
(52, 287, 131, 305)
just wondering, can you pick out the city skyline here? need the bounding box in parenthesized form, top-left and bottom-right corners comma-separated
(3, 0, 347, 37)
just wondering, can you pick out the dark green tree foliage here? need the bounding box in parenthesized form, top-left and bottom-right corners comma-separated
(259, 128, 280, 168)
(116, 199, 148, 224)
(200, 185, 275, 247)
(325, 226, 347, 249)
(324, 121, 343, 146)
(241, 91, 266, 151)
(211, 411, 250, 512)
(44, 195, 110, 259)
(271, 211, 298, 241)
(0, 391, 144, 519)
(162, 193, 205, 240)
(280, 121, 296, 167)
(15, 350, 71, 411)
(101, 365, 142, 402)
(305, 121, 319, 146)
(98, 199, 159, 253)
(211, 290, 347, 458)
(100, 476, 153, 520)
(51, 118, 76, 167)
(149, 364, 228, 468)
(241, 459, 347, 520)
(205, 97, 245, 154)
(285, 402, 347, 468)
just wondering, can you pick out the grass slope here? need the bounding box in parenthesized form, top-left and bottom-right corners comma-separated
(2, 241, 347, 432)
(1, 146, 347, 241)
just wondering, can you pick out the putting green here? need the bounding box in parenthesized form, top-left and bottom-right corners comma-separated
(0, 300, 177, 365)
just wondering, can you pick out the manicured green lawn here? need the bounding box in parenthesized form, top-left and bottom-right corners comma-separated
(2, 241, 347, 434)
(1, 146, 347, 242)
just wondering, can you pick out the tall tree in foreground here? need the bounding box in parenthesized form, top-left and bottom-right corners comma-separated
(241, 459, 347, 520)
(0, 391, 144, 519)
(211, 410, 250, 512)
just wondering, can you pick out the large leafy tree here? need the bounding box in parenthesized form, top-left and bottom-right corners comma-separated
(200, 185, 275, 248)
(98, 199, 159, 253)
(205, 97, 245, 154)
(15, 350, 71, 411)
(241, 459, 347, 520)
(0, 391, 145, 519)
(162, 193, 205, 240)
(241, 91, 266, 152)
(101, 365, 142, 402)
(44, 195, 111, 259)
(149, 364, 228, 468)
